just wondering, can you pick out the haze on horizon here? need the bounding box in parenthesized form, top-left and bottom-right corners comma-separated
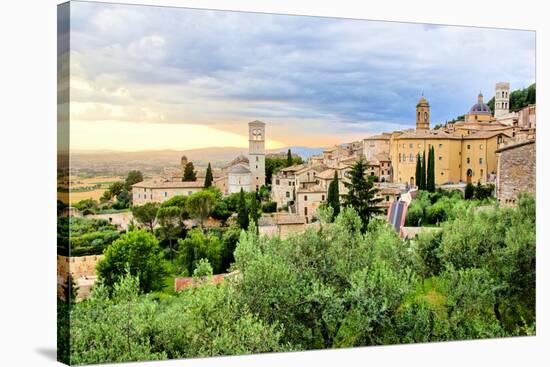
(62, 2, 536, 152)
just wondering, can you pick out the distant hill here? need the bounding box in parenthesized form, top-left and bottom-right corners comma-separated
(70, 146, 325, 176)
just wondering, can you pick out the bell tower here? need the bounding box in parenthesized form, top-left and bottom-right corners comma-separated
(494, 82, 510, 118)
(416, 95, 430, 131)
(248, 120, 266, 191)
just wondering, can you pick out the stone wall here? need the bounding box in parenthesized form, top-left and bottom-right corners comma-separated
(496, 140, 536, 204)
(57, 255, 103, 301)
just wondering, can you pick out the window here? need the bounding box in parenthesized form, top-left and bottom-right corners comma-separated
(304, 195, 308, 201)
(286, 192, 290, 198)
(467, 157, 470, 164)
(439, 156, 442, 161)
(370, 172, 374, 176)
(386, 195, 390, 202)
(409, 153, 414, 162)
(256, 156, 259, 162)
(276, 179, 280, 185)
(409, 143, 413, 148)
(304, 207, 308, 215)
(256, 165, 258, 169)
(164, 192, 168, 197)
(322, 195, 325, 201)
(424, 112, 428, 121)
(289, 181, 291, 186)
(479, 158, 483, 164)
(439, 144, 443, 148)
(480, 169, 484, 178)
(467, 144, 471, 149)
(441, 172, 444, 175)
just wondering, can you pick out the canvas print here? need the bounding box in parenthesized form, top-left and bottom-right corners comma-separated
(57, 1, 536, 365)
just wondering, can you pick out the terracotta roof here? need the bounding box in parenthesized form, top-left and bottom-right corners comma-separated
(295, 164, 328, 175)
(364, 134, 391, 140)
(495, 139, 535, 153)
(396, 129, 462, 140)
(317, 168, 336, 180)
(463, 131, 511, 140)
(276, 215, 306, 225)
(281, 164, 306, 172)
(132, 180, 204, 189)
(323, 146, 339, 152)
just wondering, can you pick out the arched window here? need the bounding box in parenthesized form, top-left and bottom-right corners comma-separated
(418, 112, 420, 121)
(424, 112, 428, 121)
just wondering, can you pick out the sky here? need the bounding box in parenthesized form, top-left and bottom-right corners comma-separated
(62, 1, 536, 152)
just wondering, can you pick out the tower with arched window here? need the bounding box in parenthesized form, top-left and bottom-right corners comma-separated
(248, 120, 266, 191)
(416, 95, 430, 131)
(494, 82, 510, 118)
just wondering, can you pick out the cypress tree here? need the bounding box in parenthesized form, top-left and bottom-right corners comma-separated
(415, 153, 422, 189)
(327, 170, 340, 219)
(286, 149, 293, 167)
(182, 162, 197, 182)
(427, 146, 435, 192)
(204, 162, 213, 188)
(237, 188, 249, 229)
(419, 152, 426, 190)
(250, 192, 260, 227)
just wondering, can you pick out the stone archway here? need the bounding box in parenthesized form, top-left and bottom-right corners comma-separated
(466, 169, 473, 184)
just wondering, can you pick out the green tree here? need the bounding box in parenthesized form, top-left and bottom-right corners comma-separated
(131, 202, 159, 232)
(125, 170, 143, 191)
(415, 153, 422, 189)
(237, 188, 249, 230)
(157, 206, 182, 259)
(286, 149, 293, 167)
(178, 229, 223, 274)
(114, 189, 131, 209)
(186, 190, 217, 228)
(326, 170, 340, 220)
(192, 258, 213, 278)
(249, 192, 260, 228)
(182, 162, 197, 182)
(427, 146, 435, 192)
(204, 163, 213, 188)
(96, 230, 167, 293)
(464, 183, 475, 200)
(342, 157, 383, 230)
(420, 153, 427, 190)
(108, 181, 125, 197)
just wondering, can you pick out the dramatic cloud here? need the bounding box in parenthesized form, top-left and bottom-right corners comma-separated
(68, 1, 536, 150)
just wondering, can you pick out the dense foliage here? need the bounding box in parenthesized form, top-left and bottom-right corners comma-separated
(58, 216, 120, 256)
(60, 170, 535, 367)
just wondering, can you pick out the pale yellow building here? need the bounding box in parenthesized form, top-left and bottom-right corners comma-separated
(391, 94, 511, 186)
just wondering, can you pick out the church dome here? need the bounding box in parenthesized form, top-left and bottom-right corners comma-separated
(469, 103, 491, 114)
(469, 92, 491, 115)
(229, 154, 249, 166)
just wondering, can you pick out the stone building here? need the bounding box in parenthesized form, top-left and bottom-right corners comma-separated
(132, 180, 204, 205)
(495, 139, 536, 205)
(391, 93, 512, 186)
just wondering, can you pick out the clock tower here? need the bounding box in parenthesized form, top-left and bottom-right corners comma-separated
(248, 120, 266, 191)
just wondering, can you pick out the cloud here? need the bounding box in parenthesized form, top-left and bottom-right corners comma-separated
(68, 2, 536, 147)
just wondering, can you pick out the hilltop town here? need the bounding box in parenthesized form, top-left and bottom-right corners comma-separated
(128, 81, 536, 228)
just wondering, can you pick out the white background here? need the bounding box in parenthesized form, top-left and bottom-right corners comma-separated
(0, 0, 547, 365)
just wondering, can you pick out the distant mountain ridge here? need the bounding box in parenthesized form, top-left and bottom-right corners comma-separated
(71, 146, 326, 171)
